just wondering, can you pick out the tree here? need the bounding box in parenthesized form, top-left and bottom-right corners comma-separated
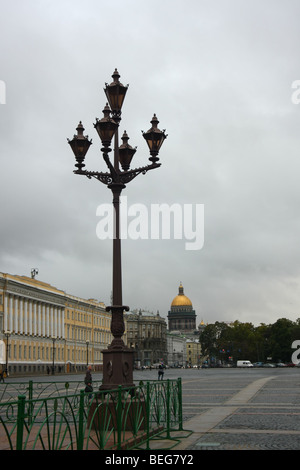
(255, 323, 271, 362)
(229, 321, 257, 362)
(200, 318, 300, 365)
(199, 322, 230, 362)
(268, 318, 295, 363)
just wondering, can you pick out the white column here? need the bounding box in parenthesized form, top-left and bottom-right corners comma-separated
(53, 306, 56, 337)
(42, 304, 46, 336)
(57, 308, 60, 338)
(4, 294, 8, 331)
(58, 308, 62, 338)
(29, 300, 33, 335)
(24, 299, 28, 335)
(33, 301, 37, 335)
(50, 306, 53, 337)
(46, 305, 49, 336)
(37, 302, 41, 336)
(9, 295, 13, 331)
(62, 309, 65, 339)
(19, 297, 23, 334)
(14, 296, 18, 333)
(54, 307, 57, 337)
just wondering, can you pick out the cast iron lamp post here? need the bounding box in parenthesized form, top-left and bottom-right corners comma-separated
(68, 69, 166, 390)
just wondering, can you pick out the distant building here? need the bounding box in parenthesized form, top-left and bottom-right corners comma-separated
(125, 309, 167, 367)
(186, 339, 201, 367)
(168, 283, 196, 333)
(0, 271, 112, 375)
(198, 319, 206, 335)
(167, 332, 186, 367)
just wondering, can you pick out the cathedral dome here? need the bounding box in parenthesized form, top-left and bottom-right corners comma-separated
(171, 283, 192, 307)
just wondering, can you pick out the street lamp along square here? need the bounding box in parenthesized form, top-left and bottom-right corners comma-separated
(104, 68, 128, 118)
(142, 113, 167, 163)
(68, 121, 92, 170)
(94, 103, 118, 149)
(67, 69, 167, 391)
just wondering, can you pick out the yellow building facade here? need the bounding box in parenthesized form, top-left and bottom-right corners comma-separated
(0, 272, 115, 375)
(186, 339, 202, 367)
(64, 294, 113, 373)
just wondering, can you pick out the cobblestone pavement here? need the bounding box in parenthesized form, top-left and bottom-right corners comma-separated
(171, 368, 300, 450)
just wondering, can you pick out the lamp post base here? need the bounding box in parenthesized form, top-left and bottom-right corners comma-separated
(100, 346, 135, 391)
(100, 304, 134, 391)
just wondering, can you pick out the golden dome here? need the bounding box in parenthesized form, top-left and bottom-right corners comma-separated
(171, 283, 192, 307)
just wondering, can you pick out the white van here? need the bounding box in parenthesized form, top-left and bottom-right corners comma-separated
(237, 360, 253, 368)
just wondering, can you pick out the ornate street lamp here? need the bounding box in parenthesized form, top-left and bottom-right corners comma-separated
(68, 69, 167, 390)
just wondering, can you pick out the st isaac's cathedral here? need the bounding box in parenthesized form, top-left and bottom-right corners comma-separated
(167, 283, 196, 333)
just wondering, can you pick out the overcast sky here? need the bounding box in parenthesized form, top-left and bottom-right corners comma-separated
(1, 0, 300, 327)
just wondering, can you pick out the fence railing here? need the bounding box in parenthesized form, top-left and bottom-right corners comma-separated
(0, 379, 185, 450)
(0, 379, 103, 404)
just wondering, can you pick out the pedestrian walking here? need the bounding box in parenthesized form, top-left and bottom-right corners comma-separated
(158, 363, 164, 380)
(84, 365, 92, 385)
(84, 381, 93, 399)
(0, 370, 4, 383)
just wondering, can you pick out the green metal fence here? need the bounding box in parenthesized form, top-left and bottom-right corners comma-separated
(0, 379, 186, 450)
(0, 379, 103, 403)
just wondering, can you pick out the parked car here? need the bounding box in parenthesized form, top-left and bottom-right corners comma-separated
(263, 363, 276, 367)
